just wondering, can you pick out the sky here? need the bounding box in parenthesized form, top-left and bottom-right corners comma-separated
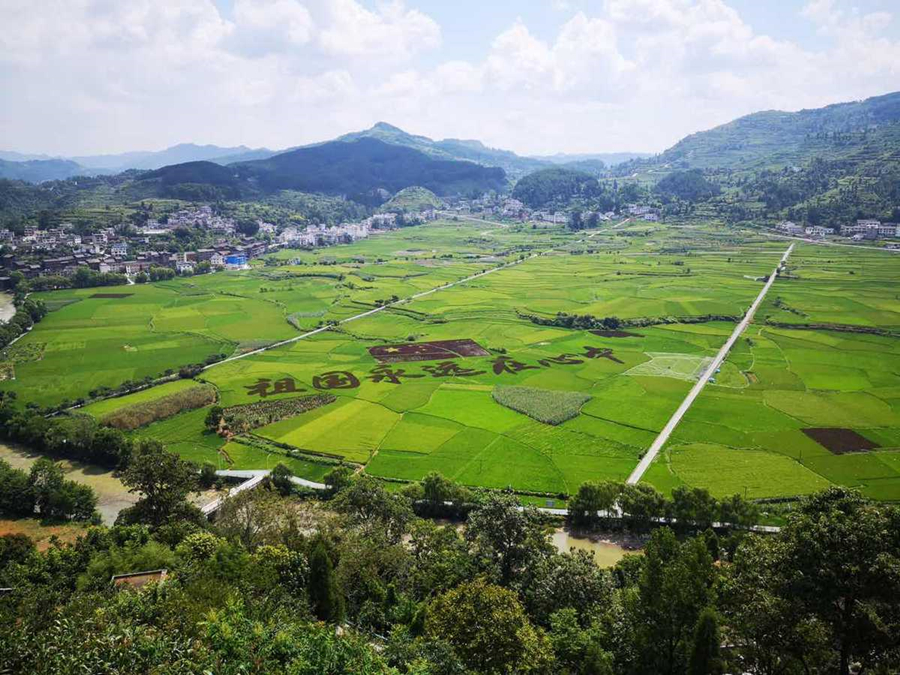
(1, 0, 899, 157)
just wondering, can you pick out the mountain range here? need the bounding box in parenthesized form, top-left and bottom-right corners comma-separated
(623, 91, 900, 173)
(0, 123, 645, 184)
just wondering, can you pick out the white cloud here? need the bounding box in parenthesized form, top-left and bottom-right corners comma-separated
(0, 0, 898, 156)
(317, 0, 441, 60)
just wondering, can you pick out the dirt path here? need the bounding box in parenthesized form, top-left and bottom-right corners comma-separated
(626, 243, 794, 485)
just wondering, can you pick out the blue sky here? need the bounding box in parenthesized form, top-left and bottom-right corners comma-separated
(2, 0, 899, 156)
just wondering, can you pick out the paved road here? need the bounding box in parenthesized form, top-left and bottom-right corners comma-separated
(626, 243, 794, 485)
(762, 231, 900, 253)
(202, 215, 635, 371)
(203, 248, 547, 371)
(207, 470, 781, 531)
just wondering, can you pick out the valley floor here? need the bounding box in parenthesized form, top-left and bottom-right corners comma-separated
(5, 219, 900, 508)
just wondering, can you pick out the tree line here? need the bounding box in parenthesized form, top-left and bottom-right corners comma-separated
(0, 296, 46, 351)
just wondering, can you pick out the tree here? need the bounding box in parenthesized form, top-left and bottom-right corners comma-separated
(525, 549, 612, 625)
(688, 608, 722, 675)
(204, 406, 223, 432)
(332, 475, 412, 543)
(117, 439, 200, 527)
(0, 459, 35, 517)
(670, 486, 719, 532)
(774, 488, 900, 674)
(269, 462, 293, 496)
(634, 528, 716, 675)
(426, 579, 554, 674)
(199, 461, 217, 489)
(465, 492, 552, 586)
(568, 480, 620, 529)
(308, 539, 343, 622)
(568, 209, 584, 231)
(619, 482, 666, 530)
(323, 464, 354, 497)
(236, 219, 260, 237)
(29, 459, 65, 518)
(215, 487, 286, 549)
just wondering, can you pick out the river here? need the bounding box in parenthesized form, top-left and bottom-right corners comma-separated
(0, 441, 138, 524)
(550, 528, 640, 567)
(0, 293, 15, 323)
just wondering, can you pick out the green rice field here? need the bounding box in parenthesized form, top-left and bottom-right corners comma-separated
(6, 222, 900, 501)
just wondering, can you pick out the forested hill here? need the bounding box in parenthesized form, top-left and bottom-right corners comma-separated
(627, 91, 900, 172)
(232, 137, 507, 201)
(336, 122, 547, 178)
(512, 167, 600, 208)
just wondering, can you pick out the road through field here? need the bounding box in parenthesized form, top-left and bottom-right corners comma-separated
(204, 218, 630, 371)
(626, 243, 794, 485)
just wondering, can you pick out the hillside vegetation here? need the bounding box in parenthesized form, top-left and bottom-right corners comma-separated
(379, 186, 442, 213)
(512, 167, 600, 208)
(233, 138, 506, 201)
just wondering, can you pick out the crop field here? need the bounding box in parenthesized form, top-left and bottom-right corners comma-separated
(149, 223, 786, 492)
(13, 222, 900, 502)
(81, 379, 204, 418)
(0, 220, 561, 407)
(649, 243, 900, 501)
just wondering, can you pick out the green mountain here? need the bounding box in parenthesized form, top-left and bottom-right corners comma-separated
(379, 186, 443, 213)
(232, 137, 506, 202)
(0, 158, 90, 183)
(616, 91, 900, 225)
(635, 91, 900, 172)
(337, 122, 546, 178)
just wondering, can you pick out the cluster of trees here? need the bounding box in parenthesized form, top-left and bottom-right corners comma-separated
(513, 168, 602, 209)
(569, 481, 759, 533)
(0, 401, 136, 469)
(655, 169, 721, 203)
(0, 458, 97, 521)
(522, 311, 740, 332)
(1, 451, 898, 674)
(0, 296, 46, 351)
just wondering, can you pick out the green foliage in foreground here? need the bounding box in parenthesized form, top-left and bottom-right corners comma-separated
(0, 479, 898, 674)
(492, 385, 591, 426)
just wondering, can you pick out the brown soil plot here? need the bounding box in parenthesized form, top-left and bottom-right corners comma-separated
(802, 428, 877, 454)
(369, 339, 490, 363)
